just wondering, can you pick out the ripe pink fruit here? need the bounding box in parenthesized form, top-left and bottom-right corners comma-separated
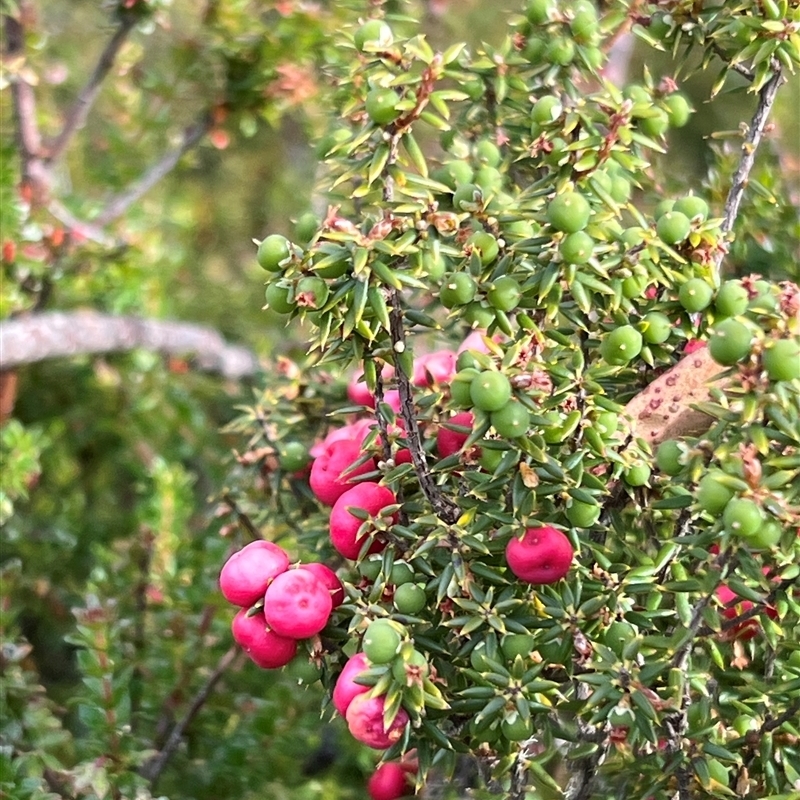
(231, 609, 298, 669)
(264, 569, 333, 639)
(329, 482, 395, 560)
(506, 526, 574, 584)
(298, 562, 345, 608)
(219, 540, 290, 607)
(436, 411, 474, 459)
(311, 419, 375, 458)
(413, 349, 457, 387)
(346, 693, 410, 749)
(332, 653, 372, 717)
(309, 438, 377, 505)
(716, 584, 776, 641)
(368, 762, 415, 800)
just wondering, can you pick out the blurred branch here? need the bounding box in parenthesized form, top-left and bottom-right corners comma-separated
(142, 645, 241, 788)
(0, 311, 260, 379)
(717, 65, 784, 243)
(4, 3, 48, 192)
(47, 199, 120, 247)
(94, 112, 214, 226)
(45, 14, 138, 164)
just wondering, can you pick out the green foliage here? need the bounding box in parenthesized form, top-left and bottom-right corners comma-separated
(222, 0, 800, 796)
(3, 0, 800, 798)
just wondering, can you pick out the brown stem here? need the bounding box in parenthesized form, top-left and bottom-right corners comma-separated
(0, 311, 260, 379)
(221, 492, 262, 540)
(45, 15, 137, 164)
(716, 65, 785, 255)
(4, 3, 48, 196)
(388, 291, 459, 524)
(143, 645, 240, 788)
(94, 112, 214, 226)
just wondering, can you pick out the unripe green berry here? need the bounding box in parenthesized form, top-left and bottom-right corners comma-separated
(678, 278, 714, 312)
(547, 192, 591, 233)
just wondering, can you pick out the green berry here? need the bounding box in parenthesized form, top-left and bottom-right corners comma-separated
(490, 401, 530, 438)
(365, 88, 401, 126)
(570, 3, 599, 44)
(545, 36, 576, 66)
(526, 0, 555, 24)
(257, 234, 291, 271)
(640, 311, 672, 345)
(678, 278, 714, 312)
(604, 620, 637, 658)
(359, 555, 383, 581)
(362, 619, 403, 664)
(657, 211, 691, 245)
(265, 282, 295, 314)
(723, 498, 764, 538)
(565, 499, 601, 528)
(295, 276, 329, 310)
(435, 161, 474, 190)
(596, 412, 619, 437)
(742, 519, 782, 551)
(547, 192, 591, 233)
(440, 272, 477, 307)
(463, 303, 496, 329)
(624, 463, 651, 487)
(354, 19, 393, 52)
(696, 472, 734, 515)
(470, 370, 512, 412)
(664, 93, 692, 128)
(673, 195, 708, 221)
(389, 561, 415, 585)
(474, 166, 503, 195)
(450, 368, 479, 407)
(621, 274, 649, 300)
(655, 439, 683, 476)
(708, 319, 753, 366)
(600, 325, 643, 365)
(714, 280, 749, 318)
(453, 182, 483, 211)
(467, 231, 500, 266)
(501, 633, 536, 661)
(762, 339, 800, 382)
(531, 96, 563, 125)
(393, 583, 427, 615)
(391, 648, 429, 682)
(294, 211, 318, 244)
(487, 275, 521, 311)
(475, 139, 502, 167)
(278, 440, 309, 472)
(654, 198, 675, 219)
(639, 108, 669, 138)
(501, 714, 533, 742)
(560, 231, 595, 265)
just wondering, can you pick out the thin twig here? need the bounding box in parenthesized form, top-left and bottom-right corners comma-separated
(45, 15, 138, 164)
(5, 5, 47, 194)
(221, 492, 263, 540)
(95, 112, 214, 226)
(388, 290, 459, 524)
(47, 199, 120, 247)
(716, 65, 785, 253)
(143, 645, 241, 788)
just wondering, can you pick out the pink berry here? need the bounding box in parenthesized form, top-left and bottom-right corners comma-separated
(264, 569, 333, 639)
(505, 526, 574, 584)
(436, 411, 474, 459)
(413, 349, 457, 387)
(219, 540, 290, 607)
(329, 482, 395, 560)
(368, 762, 415, 800)
(309, 438, 377, 505)
(346, 693, 410, 749)
(332, 653, 371, 716)
(298, 562, 345, 608)
(231, 609, 298, 669)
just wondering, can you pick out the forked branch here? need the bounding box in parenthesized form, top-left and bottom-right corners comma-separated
(45, 14, 138, 164)
(94, 112, 214, 226)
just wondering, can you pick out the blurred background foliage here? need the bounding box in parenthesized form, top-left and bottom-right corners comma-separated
(0, 0, 798, 798)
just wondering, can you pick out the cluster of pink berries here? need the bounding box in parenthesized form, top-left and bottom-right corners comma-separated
(220, 540, 344, 669)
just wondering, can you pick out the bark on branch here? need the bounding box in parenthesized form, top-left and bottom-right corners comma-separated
(0, 311, 260, 380)
(45, 14, 138, 164)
